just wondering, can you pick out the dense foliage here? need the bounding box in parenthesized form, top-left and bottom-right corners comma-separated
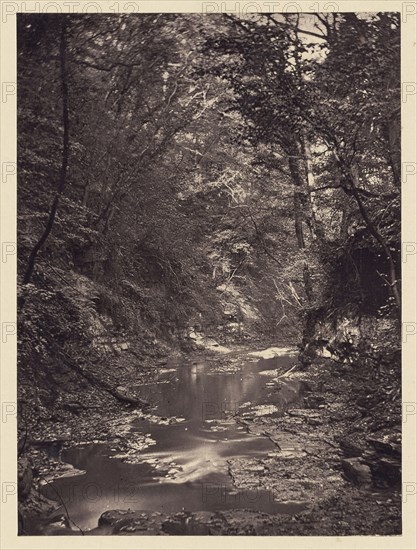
(17, 13, 400, 376)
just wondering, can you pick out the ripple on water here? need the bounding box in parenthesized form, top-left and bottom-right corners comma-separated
(43, 352, 303, 531)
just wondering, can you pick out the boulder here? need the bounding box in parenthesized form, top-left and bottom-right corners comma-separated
(162, 511, 190, 535)
(341, 458, 372, 485)
(368, 456, 401, 487)
(367, 436, 401, 458)
(186, 511, 219, 535)
(339, 435, 368, 458)
(98, 509, 136, 526)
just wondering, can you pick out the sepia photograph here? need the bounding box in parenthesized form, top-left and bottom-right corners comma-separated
(14, 8, 405, 538)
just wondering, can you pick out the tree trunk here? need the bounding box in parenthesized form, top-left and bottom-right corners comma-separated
(347, 165, 401, 313)
(383, 115, 401, 189)
(287, 148, 315, 304)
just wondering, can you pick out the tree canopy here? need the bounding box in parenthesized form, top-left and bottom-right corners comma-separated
(18, 12, 400, 369)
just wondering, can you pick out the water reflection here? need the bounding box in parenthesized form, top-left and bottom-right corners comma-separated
(47, 353, 303, 531)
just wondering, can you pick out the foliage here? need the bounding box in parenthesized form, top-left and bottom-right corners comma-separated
(17, 12, 401, 378)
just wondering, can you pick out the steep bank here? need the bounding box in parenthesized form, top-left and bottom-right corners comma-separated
(17, 247, 288, 533)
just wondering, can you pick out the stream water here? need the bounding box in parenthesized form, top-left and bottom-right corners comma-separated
(43, 349, 305, 531)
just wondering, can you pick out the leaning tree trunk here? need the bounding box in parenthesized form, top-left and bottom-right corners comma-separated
(347, 166, 401, 313)
(20, 17, 70, 295)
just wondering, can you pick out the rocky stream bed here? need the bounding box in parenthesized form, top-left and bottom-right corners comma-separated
(18, 345, 401, 536)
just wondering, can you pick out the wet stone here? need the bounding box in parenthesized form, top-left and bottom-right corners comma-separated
(341, 458, 372, 485)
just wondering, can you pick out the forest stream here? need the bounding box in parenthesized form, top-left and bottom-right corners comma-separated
(15, 11, 404, 540)
(37, 348, 308, 533)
